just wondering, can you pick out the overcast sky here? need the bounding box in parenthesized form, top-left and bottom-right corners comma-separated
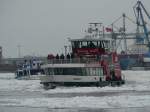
(0, 0, 150, 58)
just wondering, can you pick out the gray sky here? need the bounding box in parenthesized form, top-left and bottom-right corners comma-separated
(0, 0, 150, 58)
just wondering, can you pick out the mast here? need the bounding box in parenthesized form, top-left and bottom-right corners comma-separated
(88, 23, 103, 38)
(122, 13, 127, 53)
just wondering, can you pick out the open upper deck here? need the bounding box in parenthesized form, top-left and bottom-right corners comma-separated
(46, 58, 101, 64)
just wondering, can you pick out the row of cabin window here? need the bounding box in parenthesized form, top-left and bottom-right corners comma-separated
(45, 68, 103, 76)
(72, 41, 110, 49)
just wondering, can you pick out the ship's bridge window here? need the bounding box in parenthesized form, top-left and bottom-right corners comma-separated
(105, 41, 110, 49)
(98, 40, 110, 50)
(87, 41, 96, 48)
(82, 41, 88, 48)
(72, 41, 98, 49)
(72, 41, 80, 48)
(72, 40, 111, 50)
(98, 41, 104, 48)
(72, 41, 83, 49)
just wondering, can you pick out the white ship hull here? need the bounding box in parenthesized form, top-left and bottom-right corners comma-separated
(40, 75, 105, 83)
(16, 74, 44, 80)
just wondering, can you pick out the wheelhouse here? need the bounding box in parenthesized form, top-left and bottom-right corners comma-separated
(70, 38, 112, 56)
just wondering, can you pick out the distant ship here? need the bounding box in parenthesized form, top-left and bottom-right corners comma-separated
(15, 59, 44, 80)
(119, 1, 150, 70)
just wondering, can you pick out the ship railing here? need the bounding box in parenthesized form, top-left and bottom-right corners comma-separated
(46, 58, 100, 64)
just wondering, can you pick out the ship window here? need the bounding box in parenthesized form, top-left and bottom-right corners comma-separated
(82, 41, 88, 48)
(62, 68, 83, 75)
(100, 41, 103, 48)
(86, 67, 103, 76)
(102, 40, 110, 50)
(51, 67, 103, 76)
(103, 41, 105, 48)
(87, 41, 96, 48)
(53, 68, 86, 76)
(71, 42, 75, 49)
(92, 68, 96, 75)
(93, 42, 97, 48)
(54, 68, 63, 75)
(74, 41, 80, 48)
(47, 68, 54, 75)
(98, 41, 102, 48)
(44, 69, 48, 75)
(97, 68, 103, 76)
(79, 42, 82, 48)
(105, 41, 108, 48)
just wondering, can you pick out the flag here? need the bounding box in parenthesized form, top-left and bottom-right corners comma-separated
(105, 27, 112, 32)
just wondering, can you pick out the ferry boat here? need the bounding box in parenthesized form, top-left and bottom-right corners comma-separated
(40, 23, 125, 89)
(15, 60, 44, 80)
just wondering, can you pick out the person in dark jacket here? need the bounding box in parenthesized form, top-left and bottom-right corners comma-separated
(56, 54, 59, 59)
(60, 54, 64, 59)
(71, 53, 74, 59)
(66, 53, 71, 59)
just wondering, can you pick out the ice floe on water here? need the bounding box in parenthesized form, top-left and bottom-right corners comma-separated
(0, 73, 15, 79)
(0, 73, 42, 92)
(0, 95, 150, 108)
(0, 71, 150, 109)
(122, 71, 150, 82)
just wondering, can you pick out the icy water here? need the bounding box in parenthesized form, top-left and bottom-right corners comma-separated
(0, 71, 150, 112)
(1, 106, 150, 112)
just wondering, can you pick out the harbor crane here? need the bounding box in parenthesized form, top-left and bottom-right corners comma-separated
(133, 0, 150, 51)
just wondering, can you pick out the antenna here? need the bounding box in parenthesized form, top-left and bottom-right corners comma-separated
(17, 44, 21, 58)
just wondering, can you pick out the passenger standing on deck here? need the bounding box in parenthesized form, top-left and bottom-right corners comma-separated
(67, 53, 70, 59)
(55, 54, 59, 63)
(60, 54, 64, 59)
(56, 54, 59, 59)
(71, 53, 74, 59)
(66, 53, 71, 63)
